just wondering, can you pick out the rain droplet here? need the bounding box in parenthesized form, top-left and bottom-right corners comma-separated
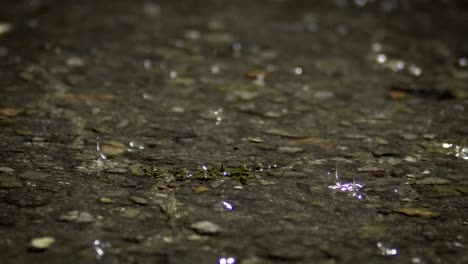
(211, 65, 221, 74)
(170, 71, 178, 78)
(185, 29, 201, 40)
(143, 59, 152, 70)
(377, 242, 398, 256)
(293, 67, 303, 75)
(372, 42, 383, 53)
(458, 57, 467, 68)
(129, 141, 145, 150)
(93, 240, 111, 260)
(328, 170, 364, 200)
(222, 201, 234, 211)
(376, 54, 387, 64)
(408, 64, 422, 77)
(0, 22, 12, 35)
(219, 257, 236, 264)
(96, 137, 107, 160)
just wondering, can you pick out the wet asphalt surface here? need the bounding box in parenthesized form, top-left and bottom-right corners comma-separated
(1, 0, 468, 263)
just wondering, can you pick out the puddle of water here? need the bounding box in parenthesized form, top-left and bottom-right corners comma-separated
(328, 170, 364, 200)
(377, 242, 398, 256)
(219, 257, 236, 264)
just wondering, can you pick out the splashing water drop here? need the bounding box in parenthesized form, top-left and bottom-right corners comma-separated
(293, 67, 303, 75)
(222, 201, 234, 211)
(129, 141, 145, 151)
(219, 257, 236, 264)
(376, 54, 387, 64)
(328, 170, 364, 200)
(408, 64, 422, 77)
(93, 240, 111, 260)
(377, 242, 398, 256)
(96, 137, 107, 160)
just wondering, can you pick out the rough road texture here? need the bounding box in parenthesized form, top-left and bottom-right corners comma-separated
(1, 0, 468, 263)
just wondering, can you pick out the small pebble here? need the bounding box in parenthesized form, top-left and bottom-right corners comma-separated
(210, 180, 225, 189)
(190, 221, 222, 235)
(313, 90, 335, 100)
(194, 185, 209, 194)
(0, 167, 14, 173)
(400, 133, 418, 141)
(18, 171, 50, 180)
(99, 197, 114, 204)
(59, 210, 94, 224)
(278, 146, 304, 154)
(30, 237, 55, 250)
(233, 185, 243, 190)
(130, 196, 148, 205)
(258, 179, 275, 186)
(356, 166, 383, 172)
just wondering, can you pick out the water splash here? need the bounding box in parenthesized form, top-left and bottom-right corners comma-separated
(96, 137, 107, 160)
(219, 257, 236, 264)
(377, 242, 398, 256)
(222, 201, 234, 211)
(93, 240, 111, 260)
(209, 108, 224, 125)
(442, 142, 468, 160)
(328, 170, 364, 200)
(128, 141, 145, 152)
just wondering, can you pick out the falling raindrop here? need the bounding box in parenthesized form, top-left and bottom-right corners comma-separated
(376, 54, 387, 64)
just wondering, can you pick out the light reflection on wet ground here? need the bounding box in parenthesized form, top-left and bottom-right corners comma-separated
(0, 0, 467, 263)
